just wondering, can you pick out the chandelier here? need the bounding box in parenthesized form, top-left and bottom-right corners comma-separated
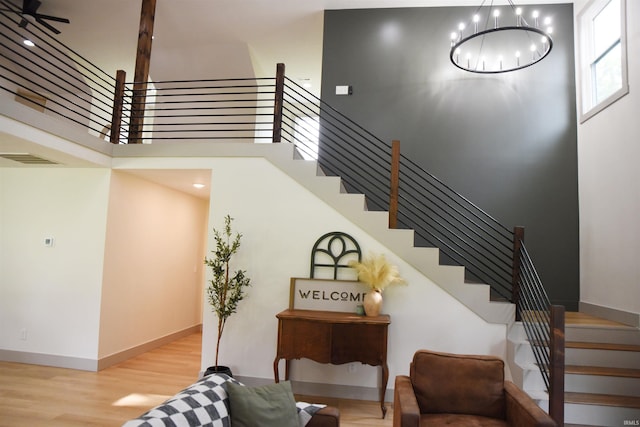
(449, 1, 554, 74)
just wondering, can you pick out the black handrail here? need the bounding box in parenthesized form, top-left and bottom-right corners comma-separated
(516, 241, 564, 426)
(282, 76, 516, 300)
(0, 0, 116, 138)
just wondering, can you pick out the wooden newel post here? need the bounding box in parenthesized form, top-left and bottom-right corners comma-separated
(272, 63, 285, 143)
(389, 140, 400, 229)
(512, 226, 525, 320)
(110, 69, 126, 144)
(129, 0, 156, 144)
(549, 305, 565, 427)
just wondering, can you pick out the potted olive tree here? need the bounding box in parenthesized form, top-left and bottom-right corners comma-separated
(203, 215, 251, 377)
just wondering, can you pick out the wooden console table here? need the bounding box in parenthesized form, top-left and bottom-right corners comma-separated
(273, 309, 390, 418)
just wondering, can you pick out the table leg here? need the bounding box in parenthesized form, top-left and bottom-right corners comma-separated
(380, 363, 389, 418)
(273, 357, 281, 383)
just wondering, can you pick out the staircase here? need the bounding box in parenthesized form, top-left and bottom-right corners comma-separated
(508, 313, 640, 426)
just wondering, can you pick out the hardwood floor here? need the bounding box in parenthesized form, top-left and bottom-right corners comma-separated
(0, 312, 627, 426)
(0, 332, 392, 427)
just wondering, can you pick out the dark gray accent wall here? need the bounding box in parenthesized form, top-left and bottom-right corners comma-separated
(321, 4, 578, 309)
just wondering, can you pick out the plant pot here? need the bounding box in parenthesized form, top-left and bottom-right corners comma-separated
(204, 365, 233, 378)
(363, 290, 383, 316)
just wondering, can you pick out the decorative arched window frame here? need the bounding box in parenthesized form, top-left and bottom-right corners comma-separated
(310, 232, 361, 279)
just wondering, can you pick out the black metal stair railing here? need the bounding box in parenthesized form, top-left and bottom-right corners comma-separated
(0, 0, 116, 138)
(516, 241, 565, 426)
(281, 76, 516, 300)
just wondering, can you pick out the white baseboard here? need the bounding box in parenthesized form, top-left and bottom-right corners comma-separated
(231, 375, 393, 403)
(580, 302, 640, 328)
(0, 349, 97, 371)
(98, 324, 202, 370)
(0, 324, 202, 372)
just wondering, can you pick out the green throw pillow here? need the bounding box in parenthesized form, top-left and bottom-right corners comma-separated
(226, 380, 299, 427)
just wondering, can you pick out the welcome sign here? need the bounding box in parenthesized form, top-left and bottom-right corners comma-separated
(289, 277, 371, 313)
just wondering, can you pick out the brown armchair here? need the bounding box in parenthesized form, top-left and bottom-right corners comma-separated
(393, 350, 556, 427)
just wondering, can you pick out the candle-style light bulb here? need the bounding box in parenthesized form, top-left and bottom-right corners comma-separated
(515, 7, 522, 26)
(515, 50, 521, 66)
(493, 9, 500, 29)
(455, 47, 461, 63)
(530, 43, 537, 60)
(532, 10, 539, 27)
(473, 14, 480, 33)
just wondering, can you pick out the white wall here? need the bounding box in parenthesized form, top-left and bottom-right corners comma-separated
(98, 171, 208, 359)
(201, 157, 506, 392)
(0, 168, 110, 364)
(576, 0, 640, 321)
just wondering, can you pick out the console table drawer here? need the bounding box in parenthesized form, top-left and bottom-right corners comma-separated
(278, 318, 331, 362)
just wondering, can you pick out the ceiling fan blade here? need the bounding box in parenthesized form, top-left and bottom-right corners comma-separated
(35, 16, 60, 34)
(34, 13, 69, 23)
(22, 0, 41, 14)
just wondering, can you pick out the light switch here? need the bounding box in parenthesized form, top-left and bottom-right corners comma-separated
(335, 85, 352, 95)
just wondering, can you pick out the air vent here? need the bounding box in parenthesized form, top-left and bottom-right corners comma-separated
(0, 153, 58, 165)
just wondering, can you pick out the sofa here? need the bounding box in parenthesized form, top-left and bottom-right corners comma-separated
(393, 349, 557, 427)
(123, 373, 340, 427)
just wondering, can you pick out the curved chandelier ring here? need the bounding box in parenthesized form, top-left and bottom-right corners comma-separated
(450, 26, 553, 74)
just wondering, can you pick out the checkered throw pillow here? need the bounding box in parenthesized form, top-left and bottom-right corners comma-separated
(122, 373, 326, 427)
(122, 374, 239, 427)
(296, 401, 327, 425)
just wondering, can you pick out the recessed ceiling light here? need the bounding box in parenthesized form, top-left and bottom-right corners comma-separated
(23, 39, 35, 47)
(193, 183, 205, 189)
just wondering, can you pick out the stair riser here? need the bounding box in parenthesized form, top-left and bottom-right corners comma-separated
(513, 344, 542, 366)
(566, 348, 640, 369)
(564, 402, 640, 427)
(566, 326, 640, 345)
(521, 368, 547, 390)
(566, 374, 640, 397)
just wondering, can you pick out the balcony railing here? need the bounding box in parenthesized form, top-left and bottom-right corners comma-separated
(0, 0, 117, 139)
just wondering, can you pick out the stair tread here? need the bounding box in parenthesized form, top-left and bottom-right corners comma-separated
(566, 364, 640, 378)
(565, 392, 640, 408)
(566, 341, 640, 352)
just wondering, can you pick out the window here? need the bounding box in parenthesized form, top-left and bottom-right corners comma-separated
(578, 0, 628, 121)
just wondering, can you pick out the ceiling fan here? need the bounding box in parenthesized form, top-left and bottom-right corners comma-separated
(6, 0, 70, 34)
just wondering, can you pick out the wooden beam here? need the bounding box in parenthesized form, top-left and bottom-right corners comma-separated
(272, 63, 285, 143)
(389, 140, 400, 229)
(129, 0, 156, 144)
(110, 70, 126, 144)
(511, 226, 525, 319)
(549, 304, 565, 427)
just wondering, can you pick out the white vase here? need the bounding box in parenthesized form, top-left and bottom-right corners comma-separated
(363, 290, 383, 316)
